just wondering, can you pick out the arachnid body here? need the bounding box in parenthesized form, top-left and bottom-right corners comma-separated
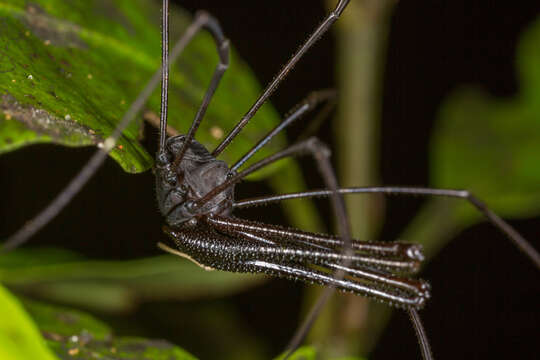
(1, 1, 539, 359)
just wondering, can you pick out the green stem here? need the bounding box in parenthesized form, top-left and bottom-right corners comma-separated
(311, 0, 396, 357)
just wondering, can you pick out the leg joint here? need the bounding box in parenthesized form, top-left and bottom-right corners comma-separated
(305, 137, 331, 158)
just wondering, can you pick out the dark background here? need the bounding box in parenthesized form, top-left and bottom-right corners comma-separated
(1, 1, 539, 359)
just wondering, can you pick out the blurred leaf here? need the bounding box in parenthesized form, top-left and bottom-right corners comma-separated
(144, 301, 267, 360)
(398, 15, 540, 262)
(394, 14, 540, 356)
(22, 298, 197, 360)
(22, 297, 111, 341)
(0, 248, 265, 312)
(517, 16, 540, 107)
(432, 89, 540, 219)
(274, 346, 317, 360)
(430, 16, 540, 221)
(273, 346, 367, 360)
(0, 285, 57, 360)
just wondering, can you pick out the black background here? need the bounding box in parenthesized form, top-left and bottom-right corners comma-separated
(1, 1, 539, 359)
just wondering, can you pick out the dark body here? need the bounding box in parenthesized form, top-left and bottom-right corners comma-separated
(155, 135, 430, 308)
(155, 135, 234, 227)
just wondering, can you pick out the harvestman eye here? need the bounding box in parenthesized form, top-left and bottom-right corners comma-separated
(2, 1, 539, 359)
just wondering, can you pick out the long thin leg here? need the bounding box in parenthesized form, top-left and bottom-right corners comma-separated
(206, 216, 422, 274)
(211, 0, 350, 157)
(261, 138, 353, 356)
(191, 135, 353, 356)
(199, 138, 357, 354)
(171, 14, 230, 167)
(206, 216, 424, 272)
(409, 309, 434, 360)
(231, 89, 336, 171)
(246, 260, 427, 308)
(234, 187, 540, 269)
(164, 221, 429, 307)
(1, 12, 214, 251)
(184, 137, 352, 254)
(296, 96, 337, 142)
(195, 137, 341, 208)
(228, 217, 424, 260)
(158, 0, 169, 151)
(209, 220, 430, 303)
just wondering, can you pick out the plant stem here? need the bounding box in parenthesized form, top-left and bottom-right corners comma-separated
(315, 0, 396, 356)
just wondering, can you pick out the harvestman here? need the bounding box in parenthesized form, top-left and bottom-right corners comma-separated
(3, 1, 540, 359)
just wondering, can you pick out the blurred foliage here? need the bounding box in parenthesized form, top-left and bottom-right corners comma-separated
(0, 247, 265, 313)
(22, 296, 197, 360)
(0, 285, 57, 360)
(431, 16, 540, 220)
(324, 0, 540, 358)
(273, 346, 365, 360)
(0, 286, 331, 360)
(406, 14, 540, 258)
(273, 346, 317, 360)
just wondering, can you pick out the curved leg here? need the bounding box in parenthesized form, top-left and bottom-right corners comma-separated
(189, 135, 354, 355)
(206, 216, 422, 274)
(163, 220, 429, 309)
(212, 0, 351, 156)
(231, 89, 336, 171)
(170, 13, 230, 167)
(234, 187, 540, 269)
(246, 260, 428, 309)
(409, 309, 434, 360)
(1, 10, 211, 252)
(207, 215, 424, 266)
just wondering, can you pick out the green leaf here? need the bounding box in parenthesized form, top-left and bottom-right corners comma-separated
(0, 0, 283, 174)
(22, 297, 111, 341)
(22, 298, 197, 359)
(431, 89, 540, 219)
(430, 16, 540, 221)
(153, 302, 267, 360)
(0, 285, 58, 360)
(401, 15, 540, 261)
(518, 16, 540, 108)
(274, 346, 317, 360)
(0, 248, 265, 313)
(273, 346, 367, 360)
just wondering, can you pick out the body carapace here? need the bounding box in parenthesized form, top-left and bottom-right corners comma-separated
(155, 135, 234, 227)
